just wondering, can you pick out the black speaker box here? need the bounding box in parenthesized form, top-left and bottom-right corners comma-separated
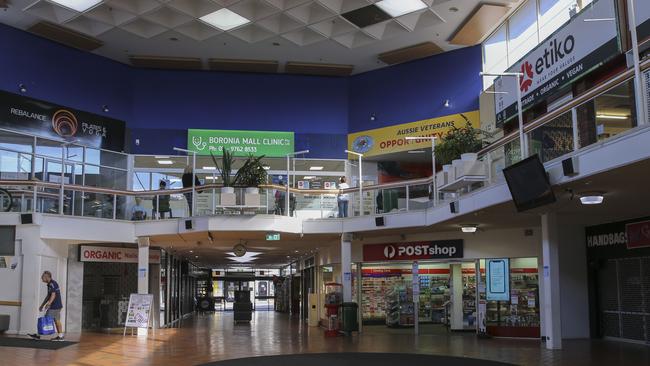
(375, 216, 385, 227)
(562, 157, 578, 176)
(20, 213, 33, 224)
(450, 201, 459, 214)
(185, 219, 193, 230)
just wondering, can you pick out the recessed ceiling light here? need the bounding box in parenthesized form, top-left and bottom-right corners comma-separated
(461, 224, 478, 233)
(303, 176, 316, 180)
(200, 9, 250, 31)
(263, 165, 271, 170)
(189, 250, 193, 253)
(157, 160, 174, 165)
(449, 7, 459, 12)
(50, 0, 102, 12)
(375, 0, 427, 17)
(310, 166, 324, 171)
(408, 150, 426, 154)
(205, 176, 217, 180)
(580, 195, 604, 205)
(596, 114, 628, 120)
(203, 166, 217, 170)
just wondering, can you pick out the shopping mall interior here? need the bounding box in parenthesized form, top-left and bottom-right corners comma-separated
(0, 0, 650, 365)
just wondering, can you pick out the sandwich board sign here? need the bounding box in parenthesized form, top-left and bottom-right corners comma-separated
(123, 293, 154, 336)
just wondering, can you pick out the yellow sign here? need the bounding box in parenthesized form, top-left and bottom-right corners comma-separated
(347, 111, 480, 158)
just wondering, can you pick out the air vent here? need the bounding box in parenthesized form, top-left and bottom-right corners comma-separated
(285, 62, 354, 77)
(129, 56, 203, 70)
(378, 42, 443, 65)
(27, 21, 103, 51)
(448, 4, 509, 46)
(208, 59, 279, 74)
(342, 5, 391, 28)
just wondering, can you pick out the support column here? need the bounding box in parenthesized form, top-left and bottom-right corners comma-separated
(341, 233, 352, 302)
(450, 263, 463, 330)
(137, 237, 150, 336)
(541, 213, 562, 349)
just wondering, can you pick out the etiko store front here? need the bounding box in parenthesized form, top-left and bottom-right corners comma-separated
(352, 238, 541, 338)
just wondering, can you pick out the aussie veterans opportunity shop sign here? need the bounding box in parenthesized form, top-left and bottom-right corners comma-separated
(494, 0, 620, 126)
(0, 90, 126, 151)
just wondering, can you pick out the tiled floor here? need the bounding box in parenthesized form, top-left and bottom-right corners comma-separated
(1, 311, 649, 366)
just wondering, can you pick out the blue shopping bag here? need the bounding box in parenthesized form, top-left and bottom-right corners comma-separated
(37, 315, 56, 335)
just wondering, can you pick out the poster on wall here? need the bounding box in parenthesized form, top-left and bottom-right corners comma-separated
(486, 258, 510, 301)
(0, 90, 126, 151)
(494, 0, 620, 126)
(347, 111, 480, 158)
(187, 129, 294, 157)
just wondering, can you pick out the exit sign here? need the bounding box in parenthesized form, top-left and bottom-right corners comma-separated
(266, 233, 280, 241)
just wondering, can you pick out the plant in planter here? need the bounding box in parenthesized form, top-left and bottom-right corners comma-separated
(434, 122, 493, 166)
(235, 154, 268, 194)
(211, 150, 236, 205)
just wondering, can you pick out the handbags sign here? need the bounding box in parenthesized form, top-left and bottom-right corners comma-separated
(0, 90, 125, 151)
(586, 217, 650, 259)
(494, 0, 620, 126)
(79, 245, 161, 264)
(363, 240, 463, 261)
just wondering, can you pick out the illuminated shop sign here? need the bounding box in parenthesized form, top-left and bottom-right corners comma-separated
(79, 245, 160, 264)
(362, 240, 464, 261)
(187, 129, 294, 157)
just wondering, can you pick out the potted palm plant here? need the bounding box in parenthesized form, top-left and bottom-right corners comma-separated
(235, 154, 268, 207)
(212, 150, 236, 206)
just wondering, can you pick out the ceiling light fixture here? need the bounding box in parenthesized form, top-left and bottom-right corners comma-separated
(580, 193, 604, 205)
(102, 105, 109, 113)
(461, 224, 478, 233)
(18, 84, 27, 93)
(50, 0, 102, 12)
(205, 176, 217, 180)
(202, 166, 217, 170)
(157, 160, 174, 165)
(200, 9, 250, 31)
(596, 114, 628, 120)
(310, 166, 324, 171)
(303, 176, 316, 180)
(376, 0, 427, 17)
(444, 99, 451, 108)
(408, 150, 426, 154)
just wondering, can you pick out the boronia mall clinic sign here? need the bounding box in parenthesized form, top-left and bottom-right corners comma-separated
(188, 129, 294, 157)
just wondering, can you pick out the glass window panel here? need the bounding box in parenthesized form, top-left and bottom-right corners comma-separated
(35, 138, 63, 159)
(133, 172, 151, 191)
(66, 145, 84, 163)
(483, 24, 509, 89)
(85, 148, 100, 166)
(0, 130, 33, 153)
(99, 150, 128, 170)
(508, 0, 539, 66)
(527, 111, 574, 163)
(539, 0, 576, 40)
(84, 165, 127, 190)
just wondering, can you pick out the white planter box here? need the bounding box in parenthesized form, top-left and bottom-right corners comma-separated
(245, 193, 260, 207)
(220, 192, 236, 206)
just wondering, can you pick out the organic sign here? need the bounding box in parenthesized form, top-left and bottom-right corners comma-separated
(187, 129, 294, 157)
(494, 0, 620, 126)
(79, 245, 161, 264)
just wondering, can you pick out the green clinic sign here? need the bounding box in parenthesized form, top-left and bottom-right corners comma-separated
(188, 129, 294, 157)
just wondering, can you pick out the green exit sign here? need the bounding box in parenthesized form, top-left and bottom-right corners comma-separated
(266, 232, 281, 241)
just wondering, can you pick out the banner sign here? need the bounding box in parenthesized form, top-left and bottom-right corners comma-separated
(79, 245, 161, 264)
(363, 240, 463, 261)
(347, 111, 479, 158)
(586, 216, 650, 259)
(637, 0, 650, 41)
(0, 90, 125, 151)
(494, 0, 620, 126)
(486, 258, 510, 301)
(124, 293, 153, 329)
(187, 129, 294, 157)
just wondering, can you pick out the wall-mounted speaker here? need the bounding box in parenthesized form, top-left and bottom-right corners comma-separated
(562, 157, 578, 177)
(184, 219, 193, 230)
(375, 216, 385, 227)
(450, 201, 459, 214)
(20, 213, 33, 224)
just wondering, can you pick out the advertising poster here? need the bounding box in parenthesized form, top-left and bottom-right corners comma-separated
(494, 0, 620, 126)
(187, 129, 294, 157)
(486, 258, 510, 301)
(125, 293, 154, 329)
(347, 111, 480, 158)
(0, 90, 126, 151)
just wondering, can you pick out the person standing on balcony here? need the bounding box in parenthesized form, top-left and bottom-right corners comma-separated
(153, 180, 171, 219)
(182, 166, 201, 217)
(337, 176, 349, 218)
(28, 271, 64, 341)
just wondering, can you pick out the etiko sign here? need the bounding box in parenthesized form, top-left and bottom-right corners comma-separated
(79, 246, 161, 264)
(363, 240, 463, 261)
(187, 129, 294, 157)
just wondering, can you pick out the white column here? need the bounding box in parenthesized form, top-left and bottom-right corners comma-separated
(541, 213, 562, 349)
(450, 263, 463, 330)
(341, 233, 352, 302)
(137, 237, 150, 294)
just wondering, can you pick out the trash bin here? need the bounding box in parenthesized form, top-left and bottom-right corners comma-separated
(341, 302, 358, 333)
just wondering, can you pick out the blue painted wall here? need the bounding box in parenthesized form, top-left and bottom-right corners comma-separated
(0, 23, 482, 159)
(348, 46, 482, 133)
